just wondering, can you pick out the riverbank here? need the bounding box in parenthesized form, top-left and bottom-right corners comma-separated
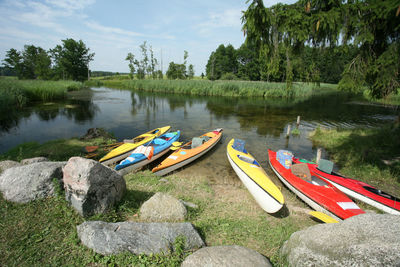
(86, 78, 337, 98)
(310, 124, 400, 195)
(0, 79, 84, 113)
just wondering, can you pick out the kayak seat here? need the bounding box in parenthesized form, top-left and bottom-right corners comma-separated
(191, 136, 211, 149)
(291, 163, 311, 182)
(238, 155, 259, 166)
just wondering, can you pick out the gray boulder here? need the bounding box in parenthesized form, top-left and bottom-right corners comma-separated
(0, 161, 65, 203)
(182, 245, 272, 267)
(281, 214, 400, 266)
(0, 160, 21, 173)
(77, 221, 204, 255)
(140, 192, 187, 222)
(63, 157, 126, 217)
(21, 157, 49, 165)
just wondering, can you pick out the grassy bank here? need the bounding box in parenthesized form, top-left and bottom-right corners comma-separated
(89, 78, 337, 98)
(0, 136, 316, 266)
(310, 125, 400, 195)
(0, 79, 84, 112)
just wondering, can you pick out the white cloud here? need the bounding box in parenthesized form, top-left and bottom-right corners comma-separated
(45, 0, 95, 11)
(85, 21, 144, 37)
(196, 8, 243, 35)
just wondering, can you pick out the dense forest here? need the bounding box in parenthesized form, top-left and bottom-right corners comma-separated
(2, 39, 94, 81)
(241, 0, 399, 98)
(205, 43, 358, 84)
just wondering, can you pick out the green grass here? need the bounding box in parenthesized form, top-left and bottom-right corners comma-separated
(0, 79, 85, 113)
(0, 136, 316, 266)
(0, 136, 117, 162)
(90, 78, 337, 99)
(310, 125, 400, 195)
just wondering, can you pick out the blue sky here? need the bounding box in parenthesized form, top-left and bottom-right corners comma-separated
(0, 0, 296, 75)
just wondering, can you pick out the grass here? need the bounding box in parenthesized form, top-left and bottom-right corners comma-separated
(90, 78, 337, 99)
(0, 79, 85, 113)
(0, 136, 317, 266)
(310, 124, 400, 195)
(0, 133, 118, 162)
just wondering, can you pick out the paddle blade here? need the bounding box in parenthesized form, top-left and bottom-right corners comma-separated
(172, 141, 183, 147)
(309, 211, 339, 224)
(170, 146, 181, 150)
(83, 146, 98, 153)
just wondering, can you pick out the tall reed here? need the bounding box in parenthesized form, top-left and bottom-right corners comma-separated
(0, 79, 84, 112)
(99, 79, 331, 98)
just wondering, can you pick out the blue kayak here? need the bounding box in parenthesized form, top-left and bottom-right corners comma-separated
(115, 131, 180, 175)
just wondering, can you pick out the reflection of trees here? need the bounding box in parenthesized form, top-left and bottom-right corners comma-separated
(205, 92, 399, 137)
(0, 109, 31, 133)
(61, 99, 99, 123)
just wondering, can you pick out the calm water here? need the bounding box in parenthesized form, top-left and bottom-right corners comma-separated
(0, 87, 398, 182)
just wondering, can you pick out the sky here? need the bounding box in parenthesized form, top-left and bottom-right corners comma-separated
(0, 0, 296, 75)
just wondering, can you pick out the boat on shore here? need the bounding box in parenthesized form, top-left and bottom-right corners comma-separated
(227, 139, 284, 213)
(268, 149, 365, 221)
(152, 128, 223, 176)
(99, 126, 170, 166)
(115, 131, 180, 175)
(293, 158, 400, 215)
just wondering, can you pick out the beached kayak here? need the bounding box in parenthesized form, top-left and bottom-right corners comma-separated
(115, 131, 180, 175)
(268, 149, 365, 221)
(293, 158, 400, 215)
(152, 128, 223, 176)
(99, 126, 170, 166)
(227, 139, 284, 213)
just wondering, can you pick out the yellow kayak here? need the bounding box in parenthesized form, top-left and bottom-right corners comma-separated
(227, 138, 284, 213)
(99, 126, 170, 166)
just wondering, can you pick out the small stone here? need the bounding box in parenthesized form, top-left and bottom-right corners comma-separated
(140, 192, 187, 222)
(21, 157, 49, 165)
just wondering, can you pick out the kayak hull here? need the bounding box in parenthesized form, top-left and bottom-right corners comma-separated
(227, 139, 284, 214)
(99, 126, 170, 166)
(152, 129, 223, 176)
(268, 149, 364, 220)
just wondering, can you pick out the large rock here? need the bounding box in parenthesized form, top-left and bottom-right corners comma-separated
(77, 221, 204, 255)
(63, 157, 126, 217)
(0, 161, 65, 203)
(21, 157, 49, 165)
(182, 245, 272, 267)
(281, 214, 400, 266)
(140, 192, 187, 222)
(0, 160, 21, 173)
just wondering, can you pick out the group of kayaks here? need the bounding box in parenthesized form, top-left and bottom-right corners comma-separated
(98, 126, 224, 177)
(227, 138, 400, 222)
(96, 126, 400, 222)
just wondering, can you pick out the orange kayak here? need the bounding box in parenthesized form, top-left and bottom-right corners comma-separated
(152, 128, 223, 176)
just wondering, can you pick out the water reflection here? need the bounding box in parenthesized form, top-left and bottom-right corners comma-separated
(0, 87, 398, 164)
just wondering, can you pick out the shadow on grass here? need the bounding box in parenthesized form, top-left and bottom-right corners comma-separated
(271, 204, 290, 219)
(312, 124, 400, 187)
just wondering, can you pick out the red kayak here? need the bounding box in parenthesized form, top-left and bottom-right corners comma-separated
(268, 149, 365, 221)
(293, 158, 400, 215)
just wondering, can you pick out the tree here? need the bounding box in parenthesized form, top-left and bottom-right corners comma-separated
(3, 48, 23, 79)
(206, 44, 238, 80)
(3, 45, 52, 80)
(50, 39, 94, 81)
(242, 0, 400, 98)
(166, 62, 186, 79)
(125, 52, 136, 79)
(188, 64, 195, 79)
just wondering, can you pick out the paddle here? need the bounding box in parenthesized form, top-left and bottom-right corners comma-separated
(309, 211, 339, 224)
(170, 141, 184, 150)
(83, 142, 123, 153)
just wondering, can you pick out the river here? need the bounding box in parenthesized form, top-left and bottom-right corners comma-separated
(0, 87, 398, 182)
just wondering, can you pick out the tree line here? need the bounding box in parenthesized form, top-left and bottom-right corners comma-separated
(126, 42, 195, 80)
(2, 39, 94, 81)
(206, 43, 358, 84)
(241, 0, 400, 98)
